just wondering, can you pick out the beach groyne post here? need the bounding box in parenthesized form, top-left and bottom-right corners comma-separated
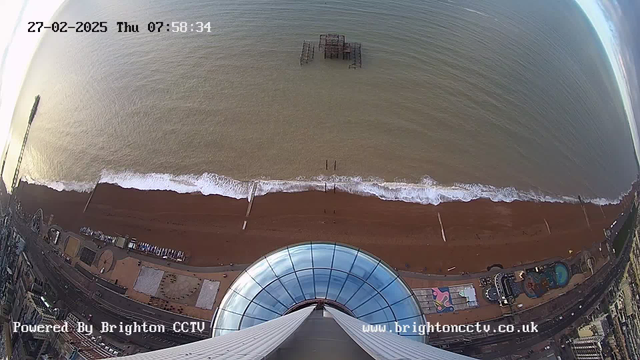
(334, 160, 337, 171)
(544, 219, 551, 235)
(325, 160, 328, 170)
(11, 95, 40, 194)
(582, 208, 591, 228)
(437, 212, 447, 242)
(581, 206, 591, 229)
(578, 195, 591, 229)
(243, 182, 258, 230)
(83, 182, 99, 213)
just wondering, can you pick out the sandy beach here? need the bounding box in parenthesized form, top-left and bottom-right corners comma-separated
(15, 182, 627, 273)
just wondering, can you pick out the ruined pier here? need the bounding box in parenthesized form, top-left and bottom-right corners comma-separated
(300, 33, 362, 69)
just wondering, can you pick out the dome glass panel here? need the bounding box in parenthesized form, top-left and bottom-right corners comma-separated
(213, 242, 426, 342)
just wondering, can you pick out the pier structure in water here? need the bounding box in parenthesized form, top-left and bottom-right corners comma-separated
(299, 33, 362, 69)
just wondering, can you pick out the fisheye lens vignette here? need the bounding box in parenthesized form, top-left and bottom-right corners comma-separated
(0, 0, 639, 359)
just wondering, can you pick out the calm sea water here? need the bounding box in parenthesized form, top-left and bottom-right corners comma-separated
(4, 0, 638, 201)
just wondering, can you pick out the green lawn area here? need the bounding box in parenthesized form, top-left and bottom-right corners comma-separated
(613, 203, 637, 255)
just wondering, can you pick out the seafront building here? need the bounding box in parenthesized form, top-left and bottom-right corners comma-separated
(559, 215, 640, 360)
(0, 196, 126, 359)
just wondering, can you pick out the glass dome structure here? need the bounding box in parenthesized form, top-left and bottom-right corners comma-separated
(213, 242, 426, 342)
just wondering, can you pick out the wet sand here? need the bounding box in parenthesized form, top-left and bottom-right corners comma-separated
(15, 182, 628, 273)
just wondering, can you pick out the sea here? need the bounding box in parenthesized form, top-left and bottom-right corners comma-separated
(3, 0, 638, 205)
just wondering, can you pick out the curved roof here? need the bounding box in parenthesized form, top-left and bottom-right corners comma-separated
(213, 242, 426, 342)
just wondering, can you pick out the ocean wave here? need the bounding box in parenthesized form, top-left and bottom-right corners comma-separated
(23, 176, 94, 193)
(23, 170, 626, 206)
(99, 171, 253, 198)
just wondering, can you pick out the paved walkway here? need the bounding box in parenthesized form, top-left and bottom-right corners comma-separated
(398, 256, 565, 281)
(51, 225, 248, 274)
(53, 223, 582, 282)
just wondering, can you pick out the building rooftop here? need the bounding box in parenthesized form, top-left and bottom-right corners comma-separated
(118, 305, 472, 359)
(212, 242, 426, 342)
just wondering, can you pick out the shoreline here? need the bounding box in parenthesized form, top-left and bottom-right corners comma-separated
(14, 181, 630, 274)
(23, 170, 629, 206)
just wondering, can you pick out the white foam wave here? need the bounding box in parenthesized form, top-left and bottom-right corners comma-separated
(98, 171, 253, 199)
(22, 171, 626, 206)
(23, 176, 94, 193)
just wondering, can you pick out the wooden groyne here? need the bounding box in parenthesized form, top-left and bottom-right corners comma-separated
(83, 182, 99, 213)
(243, 182, 259, 230)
